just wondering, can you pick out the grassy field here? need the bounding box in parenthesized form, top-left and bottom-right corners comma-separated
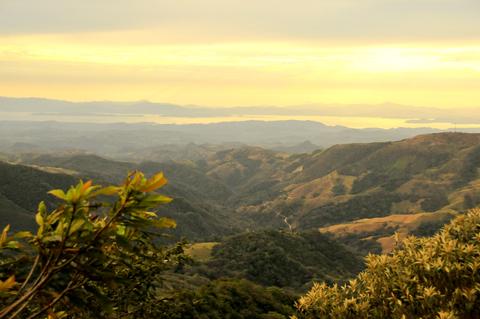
(319, 211, 456, 253)
(185, 242, 219, 261)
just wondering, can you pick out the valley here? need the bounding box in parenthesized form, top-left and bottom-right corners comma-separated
(1, 131, 479, 317)
(2, 132, 479, 254)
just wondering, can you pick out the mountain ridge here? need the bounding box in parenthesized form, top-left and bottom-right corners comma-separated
(1, 96, 480, 125)
(4, 132, 479, 250)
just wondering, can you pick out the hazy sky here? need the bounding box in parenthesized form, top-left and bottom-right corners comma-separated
(0, 0, 479, 108)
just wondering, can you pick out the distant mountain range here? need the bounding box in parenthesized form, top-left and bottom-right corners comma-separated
(0, 119, 452, 157)
(1, 96, 480, 125)
(2, 96, 480, 158)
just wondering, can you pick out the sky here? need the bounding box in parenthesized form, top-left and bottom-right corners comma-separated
(0, 0, 479, 114)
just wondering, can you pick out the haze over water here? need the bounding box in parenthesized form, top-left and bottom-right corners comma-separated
(1, 111, 475, 130)
(1, 0, 479, 127)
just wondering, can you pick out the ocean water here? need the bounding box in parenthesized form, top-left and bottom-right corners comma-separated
(0, 111, 471, 130)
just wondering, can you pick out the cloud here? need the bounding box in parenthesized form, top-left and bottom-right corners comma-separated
(0, 0, 479, 42)
(1, 1, 478, 109)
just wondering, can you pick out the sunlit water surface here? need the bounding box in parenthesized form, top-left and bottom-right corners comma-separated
(0, 112, 476, 130)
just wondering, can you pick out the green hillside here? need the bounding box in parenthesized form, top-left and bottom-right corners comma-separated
(193, 230, 363, 290)
(10, 132, 480, 252)
(0, 161, 78, 230)
(156, 279, 298, 319)
(1, 132, 480, 318)
(0, 193, 34, 230)
(13, 154, 240, 241)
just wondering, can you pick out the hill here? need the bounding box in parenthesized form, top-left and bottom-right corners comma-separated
(0, 118, 449, 161)
(2, 131, 480, 317)
(0, 161, 78, 229)
(156, 279, 298, 319)
(13, 154, 240, 241)
(319, 211, 455, 254)
(216, 133, 480, 245)
(6, 132, 480, 253)
(192, 230, 363, 290)
(151, 132, 480, 251)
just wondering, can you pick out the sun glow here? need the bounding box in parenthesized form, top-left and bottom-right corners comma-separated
(1, 33, 479, 108)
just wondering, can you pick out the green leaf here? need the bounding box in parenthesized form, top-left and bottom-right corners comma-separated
(153, 217, 176, 229)
(46, 210, 63, 225)
(55, 220, 65, 236)
(48, 189, 67, 200)
(65, 188, 80, 203)
(35, 211, 44, 227)
(140, 211, 158, 218)
(142, 194, 173, 205)
(0, 225, 10, 246)
(5, 241, 20, 249)
(68, 219, 86, 235)
(43, 235, 62, 242)
(38, 201, 47, 214)
(141, 172, 168, 192)
(14, 231, 33, 239)
(36, 202, 47, 236)
(84, 185, 101, 197)
(116, 225, 126, 236)
(91, 186, 121, 197)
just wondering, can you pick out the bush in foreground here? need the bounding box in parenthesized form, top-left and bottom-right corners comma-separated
(0, 171, 179, 318)
(295, 209, 480, 319)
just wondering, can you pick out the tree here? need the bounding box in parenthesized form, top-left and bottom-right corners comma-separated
(153, 279, 297, 319)
(0, 171, 179, 318)
(295, 209, 480, 319)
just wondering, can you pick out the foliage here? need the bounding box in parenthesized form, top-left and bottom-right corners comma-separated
(325, 232, 383, 256)
(463, 193, 480, 210)
(154, 279, 298, 319)
(0, 171, 178, 318)
(420, 191, 450, 212)
(455, 145, 480, 187)
(198, 230, 363, 290)
(331, 182, 346, 196)
(295, 209, 480, 319)
(301, 191, 404, 228)
(411, 214, 455, 238)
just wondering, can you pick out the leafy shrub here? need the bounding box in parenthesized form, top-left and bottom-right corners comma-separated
(0, 171, 180, 318)
(295, 209, 480, 319)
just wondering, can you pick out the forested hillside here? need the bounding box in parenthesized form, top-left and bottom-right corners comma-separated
(0, 161, 77, 229)
(1, 132, 480, 318)
(6, 132, 480, 251)
(193, 230, 362, 289)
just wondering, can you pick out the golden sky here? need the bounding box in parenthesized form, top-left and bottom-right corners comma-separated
(0, 0, 479, 109)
